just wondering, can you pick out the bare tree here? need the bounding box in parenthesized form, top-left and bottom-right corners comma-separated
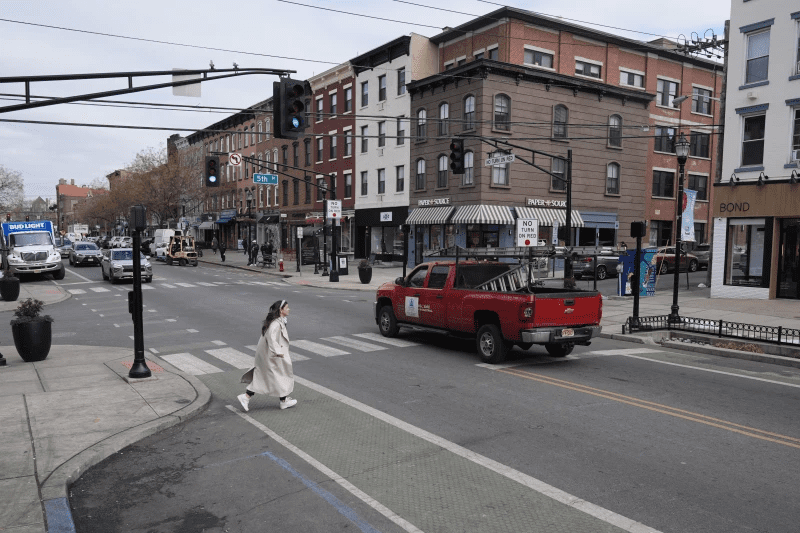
(0, 164, 25, 211)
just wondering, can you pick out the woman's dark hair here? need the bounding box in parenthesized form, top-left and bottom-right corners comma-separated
(262, 300, 287, 335)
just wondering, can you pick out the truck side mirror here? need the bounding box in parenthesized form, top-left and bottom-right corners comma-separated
(394, 277, 405, 286)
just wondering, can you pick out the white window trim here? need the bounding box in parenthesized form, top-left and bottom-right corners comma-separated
(328, 89, 337, 95)
(444, 60, 454, 68)
(342, 125, 352, 132)
(620, 67, 645, 76)
(473, 48, 485, 56)
(652, 166, 677, 174)
(343, 170, 353, 199)
(657, 75, 682, 84)
(487, 43, 499, 52)
(575, 56, 603, 67)
(523, 44, 555, 55)
(691, 82, 715, 92)
(456, 55, 466, 63)
(342, 83, 352, 90)
(522, 44, 556, 71)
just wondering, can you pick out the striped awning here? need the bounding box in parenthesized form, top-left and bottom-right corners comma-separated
(514, 207, 585, 227)
(450, 205, 515, 225)
(405, 206, 455, 225)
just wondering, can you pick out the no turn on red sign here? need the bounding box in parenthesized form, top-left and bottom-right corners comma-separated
(516, 218, 539, 246)
(326, 200, 341, 220)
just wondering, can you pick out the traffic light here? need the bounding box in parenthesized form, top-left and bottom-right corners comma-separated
(5, 213, 10, 221)
(273, 77, 310, 140)
(25, 215, 29, 221)
(449, 138, 465, 174)
(205, 156, 220, 187)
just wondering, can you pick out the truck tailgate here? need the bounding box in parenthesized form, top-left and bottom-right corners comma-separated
(531, 292, 602, 327)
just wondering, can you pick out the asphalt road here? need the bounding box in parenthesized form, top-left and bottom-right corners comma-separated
(31, 259, 800, 532)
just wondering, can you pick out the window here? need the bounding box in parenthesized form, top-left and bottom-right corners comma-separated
(397, 116, 405, 145)
(620, 70, 644, 88)
(397, 68, 406, 95)
(315, 177, 324, 201)
(553, 105, 568, 139)
(316, 138, 323, 162)
(428, 265, 450, 289)
(361, 81, 368, 107)
(463, 95, 475, 130)
(725, 219, 766, 286)
(345, 130, 352, 156)
(692, 87, 713, 114)
(329, 174, 336, 197)
(649, 220, 673, 247)
(688, 174, 708, 201)
(378, 75, 386, 101)
(378, 168, 386, 194)
(742, 114, 766, 166)
(491, 151, 509, 186)
(551, 158, 565, 191)
(792, 109, 800, 157)
(282, 181, 288, 206)
(305, 176, 311, 204)
(251, 127, 255, 146)
(438, 103, 449, 136)
(330, 135, 337, 159)
(293, 143, 298, 167)
(608, 115, 622, 147)
(437, 155, 448, 188)
(652, 170, 675, 198)
(494, 95, 510, 131)
(360, 171, 368, 195)
(745, 30, 770, 84)
(293, 180, 299, 205)
(474, 51, 484, 60)
(273, 148, 278, 171)
(345, 173, 352, 198)
(416, 159, 426, 190)
(238, 130, 243, 149)
(396, 165, 404, 192)
(316, 98, 323, 121)
(361, 125, 369, 152)
(606, 163, 620, 195)
(463, 151, 474, 186)
(690, 132, 710, 158)
(244, 127, 249, 147)
(657, 79, 679, 107)
(416, 109, 427, 140)
(282, 146, 288, 169)
(330, 93, 337, 115)
(488, 47, 498, 60)
(258, 122, 263, 142)
(304, 139, 311, 166)
(264, 121, 270, 141)
(344, 87, 352, 112)
(457, 57, 467, 66)
(654, 126, 676, 153)
(444, 62, 453, 70)
(524, 49, 553, 68)
(378, 121, 386, 147)
(575, 60, 601, 78)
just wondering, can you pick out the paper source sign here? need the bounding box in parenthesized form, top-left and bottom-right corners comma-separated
(516, 218, 539, 246)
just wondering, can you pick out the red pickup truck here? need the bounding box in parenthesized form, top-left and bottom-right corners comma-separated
(374, 260, 602, 363)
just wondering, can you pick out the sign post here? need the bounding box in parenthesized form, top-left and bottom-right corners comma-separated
(296, 226, 303, 273)
(326, 200, 341, 282)
(516, 218, 539, 288)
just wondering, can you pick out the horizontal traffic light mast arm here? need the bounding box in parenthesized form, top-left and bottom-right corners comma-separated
(462, 134, 570, 185)
(211, 152, 334, 195)
(0, 67, 295, 114)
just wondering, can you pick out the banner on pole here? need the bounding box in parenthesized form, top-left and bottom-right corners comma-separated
(681, 189, 697, 242)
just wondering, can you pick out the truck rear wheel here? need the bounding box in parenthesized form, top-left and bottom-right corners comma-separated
(378, 305, 399, 337)
(545, 343, 574, 357)
(476, 324, 507, 364)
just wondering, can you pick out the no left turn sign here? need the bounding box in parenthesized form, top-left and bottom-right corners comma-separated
(229, 153, 242, 166)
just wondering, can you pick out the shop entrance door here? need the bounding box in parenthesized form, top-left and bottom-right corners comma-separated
(777, 219, 800, 299)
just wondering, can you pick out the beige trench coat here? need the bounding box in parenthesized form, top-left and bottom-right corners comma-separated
(240, 318, 294, 397)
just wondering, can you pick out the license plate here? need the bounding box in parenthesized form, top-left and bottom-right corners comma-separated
(34, 269, 41, 274)
(561, 328, 574, 337)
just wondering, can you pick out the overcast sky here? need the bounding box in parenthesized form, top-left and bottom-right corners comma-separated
(0, 0, 730, 203)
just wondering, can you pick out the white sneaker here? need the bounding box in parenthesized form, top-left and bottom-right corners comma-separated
(237, 393, 250, 412)
(279, 397, 297, 409)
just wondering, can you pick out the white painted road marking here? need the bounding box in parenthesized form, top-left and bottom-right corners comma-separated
(68, 289, 86, 295)
(245, 344, 310, 361)
(353, 332, 420, 348)
(292, 339, 349, 357)
(211, 340, 226, 346)
(587, 348, 663, 356)
(89, 287, 110, 293)
(322, 336, 387, 352)
(161, 283, 176, 288)
(161, 353, 223, 375)
(174, 282, 196, 288)
(205, 347, 254, 369)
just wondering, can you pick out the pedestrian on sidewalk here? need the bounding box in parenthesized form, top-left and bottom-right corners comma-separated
(249, 240, 259, 266)
(211, 236, 218, 255)
(219, 241, 226, 262)
(239, 300, 297, 411)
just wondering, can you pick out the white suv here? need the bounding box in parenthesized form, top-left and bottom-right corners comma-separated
(112, 236, 132, 248)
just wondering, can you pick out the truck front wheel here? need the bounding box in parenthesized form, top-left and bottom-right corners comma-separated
(476, 324, 508, 364)
(545, 343, 574, 357)
(378, 305, 399, 338)
(52, 264, 65, 280)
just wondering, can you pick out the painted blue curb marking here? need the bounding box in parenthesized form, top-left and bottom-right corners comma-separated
(44, 497, 76, 533)
(260, 450, 383, 533)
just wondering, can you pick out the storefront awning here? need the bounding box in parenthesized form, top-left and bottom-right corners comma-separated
(198, 221, 215, 230)
(258, 215, 280, 224)
(405, 206, 455, 225)
(450, 205, 515, 225)
(514, 207, 585, 227)
(215, 215, 235, 224)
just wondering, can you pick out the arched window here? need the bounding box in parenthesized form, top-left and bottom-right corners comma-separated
(463, 95, 475, 130)
(606, 162, 620, 195)
(437, 155, 449, 188)
(258, 122, 263, 142)
(415, 158, 426, 190)
(490, 151, 509, 186)
(250, 126, 255, 146)
(553, 105, 568, 139)
(494, 94, 510, 131)
(438, 103, 449, 136)
(238, 130, 243, 149)
(416, 108, 427, 140)
(244, 127, 249, 148)
(608, 115, 622, 147)
(273, 148, 279, 172)
(463, 151, 474, 186)
(265, 119, 271, 140)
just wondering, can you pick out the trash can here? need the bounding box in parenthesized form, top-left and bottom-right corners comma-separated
(337, 256, 349, 276)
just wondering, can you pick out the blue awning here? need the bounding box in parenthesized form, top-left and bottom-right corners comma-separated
(215, 215, 234, 224)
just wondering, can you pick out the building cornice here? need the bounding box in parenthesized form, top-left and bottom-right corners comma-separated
(350, 36, 412, 75)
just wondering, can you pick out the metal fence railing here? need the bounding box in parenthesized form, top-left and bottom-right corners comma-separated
(623, 315, 800, 346)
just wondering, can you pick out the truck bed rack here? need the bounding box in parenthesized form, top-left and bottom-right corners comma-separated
(473, 263, 534, 292)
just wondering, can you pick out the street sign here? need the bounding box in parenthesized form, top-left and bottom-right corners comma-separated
(485, 153, 515, 166)
(326, 200, 341, 220)
(552, 221, 559, 245)
(253, 173, 278, 185)
(516, 218, 539, 247)
(229, 153, 242, 166)
(297, 227, 303, 239)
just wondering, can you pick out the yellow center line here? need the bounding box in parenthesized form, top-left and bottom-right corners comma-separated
(499, 368, 800, 450)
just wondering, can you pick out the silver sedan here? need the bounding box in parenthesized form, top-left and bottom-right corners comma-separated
(100, 248, 153, 283)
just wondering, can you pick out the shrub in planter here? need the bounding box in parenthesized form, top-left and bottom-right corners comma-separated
(0, 267, 20, 302)
(10, 298, 53, 362)
(357, 258, 372, 284)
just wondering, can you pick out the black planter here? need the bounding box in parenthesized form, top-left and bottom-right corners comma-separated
(0, 276, 20, 301)
(12, 320, 52, 362)
(358, 267, 373, 284)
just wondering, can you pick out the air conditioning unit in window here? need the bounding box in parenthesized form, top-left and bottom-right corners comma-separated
(793, 149, 800, 161)
(377, 148, 384, 156)
(796, 61, 800, 76)
(377, 101, 385, 111)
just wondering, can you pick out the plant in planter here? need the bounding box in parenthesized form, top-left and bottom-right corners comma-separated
(357, 258, 372, 284)
(0, 263, 20, 302)
(10, 298, 53, 362)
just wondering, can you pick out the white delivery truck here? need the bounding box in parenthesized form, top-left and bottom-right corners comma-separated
(2, 220, 65, 279)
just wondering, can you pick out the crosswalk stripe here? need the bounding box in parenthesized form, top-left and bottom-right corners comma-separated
(196, 282, 216, 286)
(174, 282, 196, 288)
(161, 283, 176, 288)
(292, 339, 349, 357)
(245, 344, 310, 361)
(211, 340, 226, 346)
(587, 348, 663, 356)
(141, 285, 154, 290)
(205, 347, 254, 369)
(160, 353, 223, 375)
(322, 336, 387, 352)
(68, 289, 86, 295)
(89, 287, 110, 293)
(353, 332, 420, 347)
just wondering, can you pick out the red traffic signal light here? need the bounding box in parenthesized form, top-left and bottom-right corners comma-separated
(5, 213, 10, 221)
(449, 138, 465, 174)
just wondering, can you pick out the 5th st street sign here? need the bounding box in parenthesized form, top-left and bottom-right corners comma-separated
(253, 173, 278, 185)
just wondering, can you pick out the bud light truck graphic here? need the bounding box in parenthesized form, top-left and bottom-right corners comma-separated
(1, 220, 65, 279)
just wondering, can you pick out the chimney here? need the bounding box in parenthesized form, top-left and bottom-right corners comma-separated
(70, 179, 75, 186)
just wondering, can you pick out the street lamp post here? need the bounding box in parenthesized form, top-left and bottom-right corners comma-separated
(670, 133, 691, 324)
(246, 190, 254, 247)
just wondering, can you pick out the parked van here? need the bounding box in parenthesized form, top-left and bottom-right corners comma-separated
(153, 229, 177, 248)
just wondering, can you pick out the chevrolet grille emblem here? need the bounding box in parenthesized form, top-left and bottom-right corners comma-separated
(564, 308, 574, 314)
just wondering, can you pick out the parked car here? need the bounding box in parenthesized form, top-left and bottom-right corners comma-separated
(654, 246, 699, 274)
(152, 242, 169, 261)
(575, 252, 621, 280)
(100, 248, 153, 283)
(691, 243, 711, 270)
(113, 236, 132, 248)
(55, 237, 73, 258)
(69, 242, 103, 266)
